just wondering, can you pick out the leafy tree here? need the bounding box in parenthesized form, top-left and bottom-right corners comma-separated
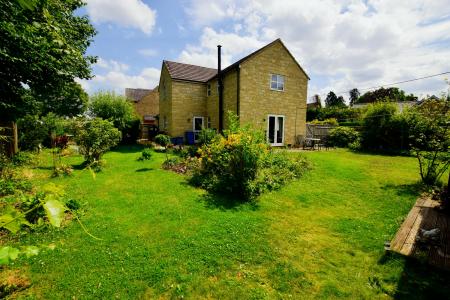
(357, 87, 417, 104)
(325, 91, 346, 108)
(72, 118, 121, 164)
(0, 0, 96, 121)
(360, 102, 410, 151)
(349, 88, 360, 106)
(38, 81, 88, 117)
(89, 91, 140, 143)
(407, 99, 450, 185)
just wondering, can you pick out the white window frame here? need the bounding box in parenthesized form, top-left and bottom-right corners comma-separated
(192, 116, 205, 142)
(266, 114, 285, 146)
(270, 74, 285, 91)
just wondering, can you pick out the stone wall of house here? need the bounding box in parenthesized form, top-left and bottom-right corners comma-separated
(170, 80, 207, 138)
(159, 64, 173, 133)
(239, 41, 308, 145)
(133, 89, 159, 120)
(206, 69, 238, 130)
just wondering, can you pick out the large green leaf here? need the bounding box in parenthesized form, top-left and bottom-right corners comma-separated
(0, 246, 20, 265)
(43, 199, 66, 227)
(23, 246, 40, 258)
(0, 208, 30, 234)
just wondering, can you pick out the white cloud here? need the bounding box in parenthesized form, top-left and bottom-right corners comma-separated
(183, 0, 450, 100)
(138, 48, 159, 57)
(86, 0, 157, 35)
(80, 57, 160, 94)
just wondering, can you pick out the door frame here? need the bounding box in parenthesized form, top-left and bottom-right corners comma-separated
(192, 116, 205, 142)
(267, 114, 285, 146)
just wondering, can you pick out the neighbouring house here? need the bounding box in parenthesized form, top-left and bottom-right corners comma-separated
(125, 87, 159, 139)
(158, 38, 309, 146)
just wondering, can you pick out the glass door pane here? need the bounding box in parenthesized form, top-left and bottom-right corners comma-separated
(277, 116, 284, 144)
(268, 116, 275, 143)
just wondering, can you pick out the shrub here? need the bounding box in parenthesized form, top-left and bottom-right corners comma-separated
(190, 113, 310, 200)
(17, 115, 47, 151)
(307, 107, 364, 123)
(72, 118, 121, 164)
(89, 91, 140, 144)
(309, 118, 339, 126)
(328, 127, 359, 147)
(360, 102, 410, 151)
(198, 128, 217, 145)
(137, 148, 152, 161)
(407, 98, 450, 186)
(155, 134, 171, 148)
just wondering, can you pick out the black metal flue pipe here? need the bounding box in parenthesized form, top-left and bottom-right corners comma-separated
(218, 45, 224, 132)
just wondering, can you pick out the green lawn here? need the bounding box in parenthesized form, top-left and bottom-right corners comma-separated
(5, 146, 450, 299)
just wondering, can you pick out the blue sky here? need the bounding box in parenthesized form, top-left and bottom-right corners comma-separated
(79, 0, 450, 103)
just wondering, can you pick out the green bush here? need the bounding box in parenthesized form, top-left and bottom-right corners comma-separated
(155, 134, 171, 148)
(89, 91, 140, 144)
(72, 118, 121, 164)
(307, 107, 364, 123)
(17, 115, 47, 151)
(328, 127, 359, 147)
(190, 113, 310, 200)
(137, 148, 152, 161)
(198, 128, 217, 145)
(309, 118, 339, 126)
(360, 102, 410, 151)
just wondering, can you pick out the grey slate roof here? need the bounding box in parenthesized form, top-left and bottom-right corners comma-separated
(163, 60, 217, 83)
(125, 88, 153, 102)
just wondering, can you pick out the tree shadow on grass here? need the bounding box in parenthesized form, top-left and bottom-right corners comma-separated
(378, 252, 450, 299)
(197, 192, 259, 211)
(381, 182, 425, 197)
(135, 168, 154, 172)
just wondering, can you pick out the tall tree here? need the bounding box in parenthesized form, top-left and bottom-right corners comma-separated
(357, 87, 417, 104)
(0, 0, 96, 121)
(325, 91, 346, 108)
(349, 88, 360, 106)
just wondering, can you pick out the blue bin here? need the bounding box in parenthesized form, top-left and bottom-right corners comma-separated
(185, 131, 195, 145)
(170, 137, 184, 145)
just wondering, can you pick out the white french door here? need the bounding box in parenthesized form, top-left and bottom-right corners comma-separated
(192, 116, 204, 142)
(267, 115, 285, 146)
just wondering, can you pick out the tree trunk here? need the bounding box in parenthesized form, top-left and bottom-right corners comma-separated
(12, 121, 18, 155)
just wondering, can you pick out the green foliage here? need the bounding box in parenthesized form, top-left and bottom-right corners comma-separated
(39, 81, 88, 117)
(0, 0, 96, 121)
(329, 127, 360, 147)
(137, 148, 153, 161)
(349, 88, 360, 106)
(18, 113, 69, 150)
(360, 102, 410, 151)
(0, 155, 32, 196)
(72, 118, 121, 164)
(198, 128, 217, 145)
(307, 107, 363, 123)
(356, 87, 417, 104)
(309, 118, 339, 126)
(155, 134, 171, 147)
(89, 91, 140, 144)
(325, 91, 346, 108)
(407, 99, 450, 185)
(191, 113, 309, 200)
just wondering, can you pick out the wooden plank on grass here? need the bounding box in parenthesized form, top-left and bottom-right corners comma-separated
(391, 197, 427, 252)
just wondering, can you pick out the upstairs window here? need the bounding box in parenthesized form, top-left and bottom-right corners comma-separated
(270, 74, 285, 91)
(207, 83, 211, 96)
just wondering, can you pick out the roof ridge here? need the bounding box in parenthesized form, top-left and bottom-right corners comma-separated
(164, 60, 216, 71)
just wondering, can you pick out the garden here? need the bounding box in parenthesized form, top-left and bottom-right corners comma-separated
(1, 144, 450, 298)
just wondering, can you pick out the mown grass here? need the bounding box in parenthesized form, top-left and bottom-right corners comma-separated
(4, 146, 450, 299)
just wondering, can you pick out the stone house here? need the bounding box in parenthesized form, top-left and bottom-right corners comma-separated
(158, 38, 309, 146)
(125, 88, 159, 139)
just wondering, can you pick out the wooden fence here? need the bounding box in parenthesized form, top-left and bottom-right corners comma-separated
(305, 124, 336, 139)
